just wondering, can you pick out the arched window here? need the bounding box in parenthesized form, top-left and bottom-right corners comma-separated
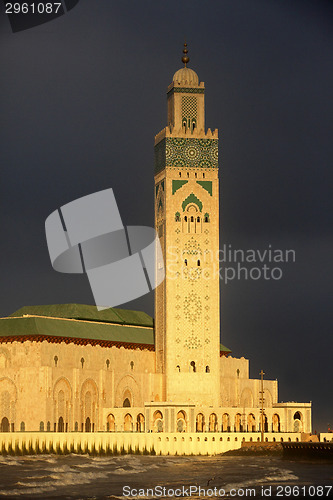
(0, 417, 9, 433)
(187, 172, 189, 178)
(179, 171, 181, 177)
(107, 414, 115, 432)
(234, 413, 242, 432)
(191, 216, 194, 222)
(80, 357, 85, 368)
(177, 410, 187, 432)
(294, 411, 302, 420)
(58, 416, 64, 432)
(123, 398, 131, 408)
(195, 172, 197, 178)
(184, 216, 187, 222)
(236, 368, 240, 378)
(205, 365, 210, 373)
(272, 413, 280, 432)
(74, 421, 78, 431)
(184, 259, 187, 266)
(190, 361, 196, 373)
(203, 173, 205, 178)
(209, 413, 218, 432)
(176, 365, 180, 372)
(20, 421, 25, 432)
(197, 216, 200, 222)
(39, 421, 44, 431)
(85, 416, 91, 432)
(54, 355, 58, 367)
(175, 212, 180, 222)
(153, 410, 163, 433)
(196, 413, 205, 432)
(106, 359, 110, 369)
(222, 413, 230, 432)
(197, 260, 200, 266)
(130, 361, 134, 371)
(204, 213, 210, 223)
(135, 413, 144, 432)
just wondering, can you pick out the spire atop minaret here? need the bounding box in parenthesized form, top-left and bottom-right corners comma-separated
(181, 42, 189, 67)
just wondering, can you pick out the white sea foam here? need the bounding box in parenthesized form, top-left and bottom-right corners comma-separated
(4, 469, 111, 497)
(111, 467, 145, 475)
(222, 468, 299, 492)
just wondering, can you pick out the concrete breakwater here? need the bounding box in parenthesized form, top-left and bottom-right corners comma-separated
(282, 441, 333, 459)
(0, 432, 301, 456)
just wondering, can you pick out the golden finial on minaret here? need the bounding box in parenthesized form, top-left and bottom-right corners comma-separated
(181, 42, 189, 67)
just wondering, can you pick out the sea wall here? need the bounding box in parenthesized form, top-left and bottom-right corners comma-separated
(0, 431, 302, 456)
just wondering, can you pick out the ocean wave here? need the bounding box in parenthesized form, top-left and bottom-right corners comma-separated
(221, 468, 299, 492)
(6, 469, 111, 497)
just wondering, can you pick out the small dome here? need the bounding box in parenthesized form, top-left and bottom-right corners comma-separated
(173, 67, 199, 86)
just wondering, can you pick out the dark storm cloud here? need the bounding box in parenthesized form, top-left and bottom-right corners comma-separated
(0, 0, 332, 430)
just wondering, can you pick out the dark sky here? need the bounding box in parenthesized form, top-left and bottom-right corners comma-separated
(0, 0, 332, 431)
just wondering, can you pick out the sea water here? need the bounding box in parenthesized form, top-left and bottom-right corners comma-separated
(0, 454, 332, 499)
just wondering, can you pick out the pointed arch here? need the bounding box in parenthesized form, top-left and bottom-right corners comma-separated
(177, 410, 187, 432)
(196, 413, 205, 432)
(107, 413, 115, 432)
(182, 193, 203, 212)
(240, 388, 254, 408)
(54, 377, 72, 433)
(80, 379, 98, 432)
(115, 375, 141, 408)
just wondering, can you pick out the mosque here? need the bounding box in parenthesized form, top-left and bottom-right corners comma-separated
(0, 47, 311, 437)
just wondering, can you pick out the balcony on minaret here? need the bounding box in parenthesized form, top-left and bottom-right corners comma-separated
(166, 65, 206, 136)
(156, 69, 218, 146)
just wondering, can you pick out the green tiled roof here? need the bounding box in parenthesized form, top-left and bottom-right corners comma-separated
(9, 304, 153, 327)
(0, 304, 231, 353)
(220, 343, 232, 354)
(0, 315, 154, 346)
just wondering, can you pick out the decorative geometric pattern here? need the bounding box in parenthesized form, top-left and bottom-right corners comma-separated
(172, 180, 188, 195)
(182, 193, 203, 212)
(181, 96, 197, 120)
(168, 87, 205, 95)
(155, 180, 165, 197)
(182, 238, 202, 257)
(184, 334, 202, 350)
(183, 267, 202, 281)
(154, 138, 218, 174)
(197, 181, 212, 196)
(183, 292, 202, 324)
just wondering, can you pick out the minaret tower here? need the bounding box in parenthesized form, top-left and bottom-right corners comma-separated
(154, 45, 220, 406)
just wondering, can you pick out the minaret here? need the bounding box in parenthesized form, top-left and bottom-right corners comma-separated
(154, 45, 220, 406)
